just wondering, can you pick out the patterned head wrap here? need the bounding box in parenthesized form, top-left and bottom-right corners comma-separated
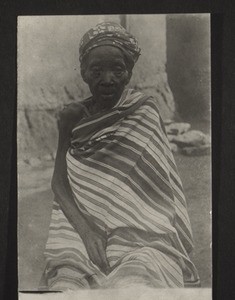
(79, 22, 141, 69)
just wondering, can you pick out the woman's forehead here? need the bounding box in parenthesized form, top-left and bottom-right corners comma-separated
(87, 46, 125, 62)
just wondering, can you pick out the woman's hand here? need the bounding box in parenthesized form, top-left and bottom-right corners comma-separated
(82, 229, 110, 275)
(57, 102, 84, 133)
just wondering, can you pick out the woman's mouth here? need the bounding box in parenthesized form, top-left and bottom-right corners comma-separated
(99, 86, 116, 94)
(100, 92, 116, 101)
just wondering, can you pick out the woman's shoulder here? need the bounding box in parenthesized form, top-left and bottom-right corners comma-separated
(134, 90, 161, 114)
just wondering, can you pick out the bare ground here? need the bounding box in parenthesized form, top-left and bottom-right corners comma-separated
(18, 153, 211, 290)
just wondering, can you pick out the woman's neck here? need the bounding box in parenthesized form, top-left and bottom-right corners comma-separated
(90, 96, 118, 114)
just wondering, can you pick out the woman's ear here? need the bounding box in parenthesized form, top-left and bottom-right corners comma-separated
(81, 68, 88, 83)
(125, 71, 132, 85)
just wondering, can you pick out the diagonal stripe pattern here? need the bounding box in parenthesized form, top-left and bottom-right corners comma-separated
(42, 89, 200, 290)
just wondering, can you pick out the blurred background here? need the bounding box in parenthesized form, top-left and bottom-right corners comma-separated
(18, 14, 211, 290)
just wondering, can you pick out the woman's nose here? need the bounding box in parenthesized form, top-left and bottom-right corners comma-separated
(101, 71, 114, 84)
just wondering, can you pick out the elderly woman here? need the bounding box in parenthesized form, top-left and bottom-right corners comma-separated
(41, 22, 200, 290)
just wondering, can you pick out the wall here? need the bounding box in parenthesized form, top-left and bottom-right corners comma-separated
(18, 15, 174, 160)
(166, 14, 210, 121)
(128, 15, 175, 120)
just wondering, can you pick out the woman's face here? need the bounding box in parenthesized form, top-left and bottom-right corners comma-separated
(81, 45, 132, 110)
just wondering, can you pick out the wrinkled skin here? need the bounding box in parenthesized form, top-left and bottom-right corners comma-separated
(53, 46, 132, 274)
(81, 45, 132, 111)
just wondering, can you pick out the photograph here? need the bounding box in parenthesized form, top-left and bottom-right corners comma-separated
(18, 14, 211, 299)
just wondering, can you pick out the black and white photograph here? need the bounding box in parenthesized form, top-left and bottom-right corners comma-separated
(18, 14, 211, 299)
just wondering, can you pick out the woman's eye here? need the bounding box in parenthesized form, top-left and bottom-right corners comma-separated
(114, 68, 124, 76)
(91, 68, 101, 77)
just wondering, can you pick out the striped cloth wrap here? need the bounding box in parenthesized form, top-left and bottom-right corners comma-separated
(43, 89, 200, 290)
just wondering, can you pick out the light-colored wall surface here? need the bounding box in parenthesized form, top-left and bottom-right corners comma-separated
(128, 15, 175, 119)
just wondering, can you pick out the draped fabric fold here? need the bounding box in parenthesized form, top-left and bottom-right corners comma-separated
(42, 89, 200, 290)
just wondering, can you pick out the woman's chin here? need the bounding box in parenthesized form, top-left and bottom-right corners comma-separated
(100, 94, 118, 107)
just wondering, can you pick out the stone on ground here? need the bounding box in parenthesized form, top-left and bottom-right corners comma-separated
(181, 145, 211, 156)
(165, 122, 191, 135)
(170, 130, 210, 148)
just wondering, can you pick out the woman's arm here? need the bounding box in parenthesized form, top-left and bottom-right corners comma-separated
(51, 104, 110, 273)
(51, 129, 90, 239)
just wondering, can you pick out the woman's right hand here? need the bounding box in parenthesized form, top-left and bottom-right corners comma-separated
(57, 102, 84, 133)
(82, 229, 110, 275)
